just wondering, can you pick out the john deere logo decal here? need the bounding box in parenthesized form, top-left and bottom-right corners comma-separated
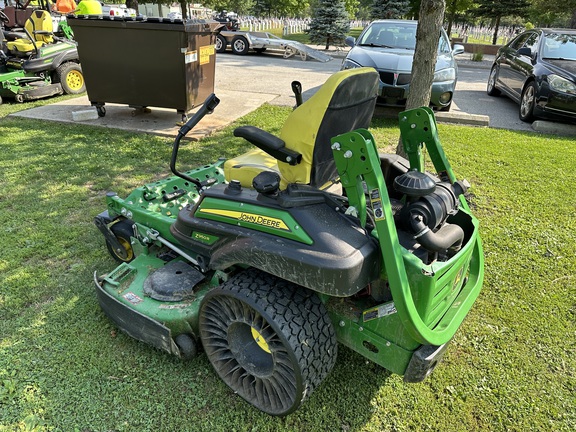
(199, 209, 290, 231)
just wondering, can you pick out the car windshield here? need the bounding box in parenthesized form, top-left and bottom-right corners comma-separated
(357, 22, 449, 53)
(358, 22, 417, 49)
(542, 33, 576, 60)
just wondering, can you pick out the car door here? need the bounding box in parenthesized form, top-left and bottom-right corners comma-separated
(507, 32, 539, 98)
(498, 32, 531, 96)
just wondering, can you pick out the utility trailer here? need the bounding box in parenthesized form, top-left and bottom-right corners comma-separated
(215, 30, 332, 62)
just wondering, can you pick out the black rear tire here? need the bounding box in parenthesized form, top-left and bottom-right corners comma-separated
(199, 269, 337, 416)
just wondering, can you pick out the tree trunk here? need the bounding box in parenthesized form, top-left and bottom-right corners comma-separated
(446, 0, 457, 37)
(492, 16, 501, 45)
(180, 0, 188, 19)
(396, 0, 446, 157)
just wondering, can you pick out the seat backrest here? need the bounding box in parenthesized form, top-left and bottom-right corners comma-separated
(2, 6, 18, 28)
(15, 8, 35, 28)
(277, 67, 379, 188)
(24, 10, 53, 45)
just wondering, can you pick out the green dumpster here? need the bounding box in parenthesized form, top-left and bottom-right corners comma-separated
(67, 16, 221, 120)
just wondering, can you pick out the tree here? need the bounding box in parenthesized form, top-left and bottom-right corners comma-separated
(445, 0, 475, 37)
(202, 0, 256, 16)
(251, 0, 310, 16)
(370, 0, 410, 20)
(529, 0, 576, 28)
(308, 0, 350, 49)
(475, 0, 529, 45)
(397, 0, 445, 156)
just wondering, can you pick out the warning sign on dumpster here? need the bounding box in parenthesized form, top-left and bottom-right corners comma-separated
(185, 50, 197, 64)
(200, 45, 215, 65)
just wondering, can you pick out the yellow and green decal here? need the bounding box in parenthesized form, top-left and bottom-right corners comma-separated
(196, 197, 313, 244)
(200, 209, 289, 231)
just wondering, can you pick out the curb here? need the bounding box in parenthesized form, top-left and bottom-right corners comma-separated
(374, 106, 490, 128)
(532, 120, 576, 136)
(435, 112, 489, 127)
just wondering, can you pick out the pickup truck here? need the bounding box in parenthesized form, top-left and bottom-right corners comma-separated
(100, 4, 136, 17)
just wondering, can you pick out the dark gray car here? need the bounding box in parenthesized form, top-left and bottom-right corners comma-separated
(487, 28, 576, 123)
(342, 20, 464, 111)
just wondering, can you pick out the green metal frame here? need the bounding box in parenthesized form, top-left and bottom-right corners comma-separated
(330, 107, 484, 349)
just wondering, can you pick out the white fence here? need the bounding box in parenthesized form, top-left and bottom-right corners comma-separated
(238, 18, 369, 35)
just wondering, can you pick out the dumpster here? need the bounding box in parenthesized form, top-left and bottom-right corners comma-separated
(67, 16, 222, 120)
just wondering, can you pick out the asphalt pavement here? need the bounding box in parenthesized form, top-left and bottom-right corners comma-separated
(10, 47, 576, 138)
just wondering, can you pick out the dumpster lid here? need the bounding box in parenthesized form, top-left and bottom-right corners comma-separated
(68, 15, 222, 33)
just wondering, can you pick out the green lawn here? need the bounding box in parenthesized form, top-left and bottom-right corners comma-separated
(0, 96, 574, 431)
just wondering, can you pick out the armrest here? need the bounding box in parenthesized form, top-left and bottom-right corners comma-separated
(234, 126, 302, 166)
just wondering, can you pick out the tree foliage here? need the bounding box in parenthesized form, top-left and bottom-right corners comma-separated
(474, 0, 529, 44)
(251, 0, 310, 16)
(308, 0, 350, 49)
(370, 0, 410, 20)
(529, 0, 576, 27)
(445, 0, 475, 36)
(200, 0, 255, 15)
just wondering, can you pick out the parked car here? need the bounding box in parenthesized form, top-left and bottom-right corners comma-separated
(487, 28, 576, 123)
(342, 20, 464, 111)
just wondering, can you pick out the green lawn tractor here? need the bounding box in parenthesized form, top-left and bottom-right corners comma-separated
(94, 67, 484, 416)
(0, 9, 84, 104)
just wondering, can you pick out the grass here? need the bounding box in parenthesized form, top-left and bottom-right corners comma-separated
(0, 95, 575, 431)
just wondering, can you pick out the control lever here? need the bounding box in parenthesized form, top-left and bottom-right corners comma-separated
(171, 93, 221, 189)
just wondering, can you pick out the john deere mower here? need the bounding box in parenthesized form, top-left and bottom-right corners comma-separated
(94, 67, 484, 416)
(0, 9, 84, 104)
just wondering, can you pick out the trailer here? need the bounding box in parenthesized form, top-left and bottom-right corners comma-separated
(215, 31, 332, 62)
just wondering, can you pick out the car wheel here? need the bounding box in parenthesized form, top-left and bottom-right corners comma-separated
(199, 269, 337, 416)
(487, 66, 501, 96)
(520, 81, 536, 122)
(215, 34, 227, 53)
(231, 36, 249, 55)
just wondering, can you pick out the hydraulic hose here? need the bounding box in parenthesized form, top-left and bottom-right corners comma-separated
(410, 213, 464, 255)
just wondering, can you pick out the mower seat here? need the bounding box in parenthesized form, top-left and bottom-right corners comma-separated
(6, 10, 54, 55)
(224, 67, 379, 190)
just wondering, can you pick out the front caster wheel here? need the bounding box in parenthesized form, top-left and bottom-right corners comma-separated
(199, 269, 337, 416)
(175, 333, 198, 360)
(105, 219, 135, 263)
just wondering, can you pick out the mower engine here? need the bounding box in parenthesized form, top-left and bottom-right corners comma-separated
(392, 169, 469, 262)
